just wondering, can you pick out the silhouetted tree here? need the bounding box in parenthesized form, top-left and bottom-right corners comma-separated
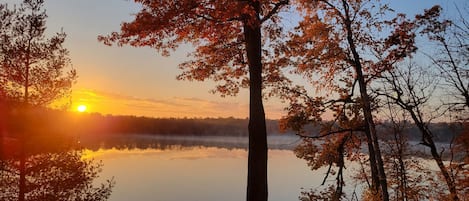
(453, 123, 469, 196)
(295, 131, 358, 200)
(378, 92, 438, 201)
(0, 150, 114, 201)
(0, 0, 76, 107)
(377, 60, 462, 200)
(0, 1, 77, 200)
(416, 4, 469, 112)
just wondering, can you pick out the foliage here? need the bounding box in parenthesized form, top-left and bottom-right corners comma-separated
(69, 114, 282, 137)
(1, 1, 81, 201)
(98, 1, 293, 201)
(450, 123, 469, 198)
(0, 0, 76, 107)
(299, 185, 346, 201)
(415, 4, 469, 112)
(275, 0, 430, 199)
(295, 132, 361, 200)
(98, 0, 289, 96)
(272, 0, 469, 200)
(378, 105, 438, 201)
(0, 150, 114, 201)
(377, 52, 464, 201)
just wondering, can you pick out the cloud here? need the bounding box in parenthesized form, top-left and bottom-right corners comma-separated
(71, 88, 287, 118)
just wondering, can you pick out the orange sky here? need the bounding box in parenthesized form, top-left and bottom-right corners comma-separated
(32, 0, 464, 119)
(71, 88, 285, 119)
(39, 0, 290, 119)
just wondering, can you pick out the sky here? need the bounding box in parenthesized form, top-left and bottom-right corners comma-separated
(6, 0, 466, 119)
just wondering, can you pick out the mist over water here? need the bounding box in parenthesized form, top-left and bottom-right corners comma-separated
(83, 135, 345, 201)
(2, 133, 444, 201)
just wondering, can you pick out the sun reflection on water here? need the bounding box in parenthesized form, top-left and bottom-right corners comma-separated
(81, 146, 248, 161)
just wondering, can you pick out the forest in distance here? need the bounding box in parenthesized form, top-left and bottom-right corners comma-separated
(2, 106, 463, 143)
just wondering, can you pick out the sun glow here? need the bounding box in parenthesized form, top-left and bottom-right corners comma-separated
(77, 104, 87, 112)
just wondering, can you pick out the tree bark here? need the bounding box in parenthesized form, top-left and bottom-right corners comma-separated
(19, 144, 26, 201)
(408, 111, 460, 201)
(341, 1, 389, 199)
(356, 70, 389, 201)
(19, 29, 32, 201)
(244, 2, 268, 201)
(358, 82, 389, 201)
(396, 134, 408, 201)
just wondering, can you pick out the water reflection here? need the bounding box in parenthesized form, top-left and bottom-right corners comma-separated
(1, 131, 302, 200)
(78, 134, 301, 151)
(0, 150, 114, 201)
(80, 143, 331, 201)
(0, 106, 115, 200)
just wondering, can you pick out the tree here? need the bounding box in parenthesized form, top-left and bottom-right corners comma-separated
(377, 60, 463, 201)
(373, 5, 469, 200)
(276, 0, 440, 200)
(0, 0, 76, 107)
(294, 129, 361, 200)
(378, 91, 438, 201)
(416, 4, 469, 112)
(0, 150, 114, 201)
(0, 1, 77, 200)
(98, 1, 290, 201)
(418, 5, 469, 198)
(453, 123, 469, 197)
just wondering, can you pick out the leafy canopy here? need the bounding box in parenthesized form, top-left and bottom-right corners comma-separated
(0, 0, 76, 107)
(99, 0, 290, 96)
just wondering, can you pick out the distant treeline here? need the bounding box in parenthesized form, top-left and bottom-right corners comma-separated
(379, 122, 464, 143)
(75, 113, 282, 137)
(299, 121, 463, 143)
(1, 106, 462, 143)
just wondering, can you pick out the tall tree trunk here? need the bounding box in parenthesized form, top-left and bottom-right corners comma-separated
(244, 2, 268, 201)
(341, 0, 389, 199)
(19, 144, 26, 201)
(362, 119, 380, 193)
(333, 135, 348, 201)
(427, 138, 459, 201)
(408, 111, 460, 201)
(396, 135, 408, 201)
(19, 29, 32, 201)
(358, 82, 389, 201)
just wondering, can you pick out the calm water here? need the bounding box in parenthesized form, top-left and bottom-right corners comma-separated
(2, 135, 442, 200)
(82, 136, 362, 201)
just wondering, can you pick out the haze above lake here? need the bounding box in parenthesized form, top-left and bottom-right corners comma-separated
(85, 135, 362, 201)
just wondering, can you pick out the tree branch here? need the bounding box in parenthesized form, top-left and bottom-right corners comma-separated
(297, 128, 364, 139)
(260, 0, 289, 24)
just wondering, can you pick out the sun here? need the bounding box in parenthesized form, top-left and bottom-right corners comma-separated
(77, 104, 87, 113)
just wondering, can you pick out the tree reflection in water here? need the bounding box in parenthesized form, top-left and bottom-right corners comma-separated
(0, 150, 114, 201)
(0, 106, 114, 201)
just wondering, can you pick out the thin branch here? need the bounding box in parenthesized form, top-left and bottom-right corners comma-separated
(320, 0, 346, 23)
(260, 0, 289, 24)
(297, 128, 364, 139)
(322, 162, 333, 185)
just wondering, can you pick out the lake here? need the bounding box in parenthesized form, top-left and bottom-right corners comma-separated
(81, 135, 362, 201)
(2, 134, 448, 201)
